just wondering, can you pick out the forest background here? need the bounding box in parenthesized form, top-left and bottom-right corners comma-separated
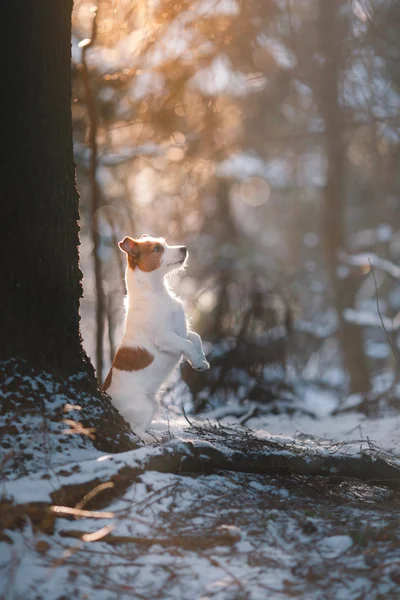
(73, 0, 400, 418)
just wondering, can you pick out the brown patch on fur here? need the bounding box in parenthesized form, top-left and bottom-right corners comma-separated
(113, 346, 154, 371)
(123, 239, 164, 272)
(102, 347, 153, 388)
(127, 254, 138, 271)
(102, 368, 113, 391)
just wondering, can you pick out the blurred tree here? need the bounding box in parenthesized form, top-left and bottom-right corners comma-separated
(318, 0, 371, 394)
(70, 0, 400, 412)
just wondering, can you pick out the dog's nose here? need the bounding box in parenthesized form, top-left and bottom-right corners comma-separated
(180, 246, 187, 258)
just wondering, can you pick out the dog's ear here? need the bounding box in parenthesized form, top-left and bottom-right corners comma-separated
(119, 236, 140, 259)
(140, 233, 150, 239)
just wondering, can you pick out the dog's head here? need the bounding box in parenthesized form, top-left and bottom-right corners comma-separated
(119, 234, 188, 277)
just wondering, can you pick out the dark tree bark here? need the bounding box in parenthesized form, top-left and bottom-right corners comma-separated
(0, 1, 136, 468)
(0, 1, 86, 374)
(318, 0, 371, 394)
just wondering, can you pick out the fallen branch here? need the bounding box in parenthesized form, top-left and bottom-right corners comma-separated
(50, 506, 115, 519)
(140, 433, 400, 490)
(3, 425, 400, 536)
(238, 406, 260, 426)
(59, 527, 239, 550)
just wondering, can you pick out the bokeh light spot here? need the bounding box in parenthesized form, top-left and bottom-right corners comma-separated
(170, 131, 186, 145)
(197, 290, 217, 313)
(167, 147, 185, 162)
(240, 177, 270, 207)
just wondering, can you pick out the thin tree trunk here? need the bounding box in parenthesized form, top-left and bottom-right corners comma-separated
(81, 8, 105, 382)
(318, 0, 371, 394)
(207, 177, 237, 340)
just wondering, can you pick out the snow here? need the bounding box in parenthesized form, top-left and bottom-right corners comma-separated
(6, 333, 398, 597)
(2, 459, 398, 599)
(339, 250, 400, 281)
(365, 340, 391, 359)
(343, 307, 400, 332)
(348, 224, 393, 250)
(317, 535, 353, 559)
(2, 399, 400, 599)
(3, 401, 400, 504)
(192, 404, 400, 459)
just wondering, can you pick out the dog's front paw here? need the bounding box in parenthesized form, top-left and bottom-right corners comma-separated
(191, 356, 210, 371)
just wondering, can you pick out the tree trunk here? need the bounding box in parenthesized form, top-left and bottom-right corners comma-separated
(0, 2, 136, 470)
(0, 1, 86, 375)
(318, 0, 371, 394)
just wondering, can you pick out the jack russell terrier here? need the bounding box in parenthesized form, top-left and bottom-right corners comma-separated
(103, 234, 210, 438)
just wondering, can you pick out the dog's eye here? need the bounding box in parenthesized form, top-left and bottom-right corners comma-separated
(153, 244, 162, 252)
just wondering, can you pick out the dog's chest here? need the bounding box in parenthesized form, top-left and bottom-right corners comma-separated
(146, 292, 187, 335)
(171, 305, 187, 337)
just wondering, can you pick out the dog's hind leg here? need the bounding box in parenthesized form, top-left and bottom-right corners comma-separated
(126, 393, 159, 439)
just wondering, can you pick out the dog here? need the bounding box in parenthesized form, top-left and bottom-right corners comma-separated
(103, 234, 210, 438)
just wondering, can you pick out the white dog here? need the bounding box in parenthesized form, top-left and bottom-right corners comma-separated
(103, 234, 210, 438)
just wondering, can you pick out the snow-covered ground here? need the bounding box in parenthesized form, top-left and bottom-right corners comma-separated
(197, 409, 400, 459)
(1, 460, 399, 599)
(2, 319, 400, 599)
(1, 408, 400, 600)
